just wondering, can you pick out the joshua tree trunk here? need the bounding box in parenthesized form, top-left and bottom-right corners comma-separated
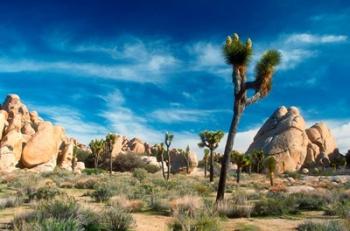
(236, 166, 241, 184)
(269, 172, 274, 186)
(257, 162, 260, 173)
(109, 147, 113, 176)
(209, 149, 214, 182)
(94, 157, 98, 169)
(216, 100, 243, 202)
(249, 165, 252, 175)
(160, 152, 166, 179)
(204, 158, 207, 177)
(166, 146, 171, 180)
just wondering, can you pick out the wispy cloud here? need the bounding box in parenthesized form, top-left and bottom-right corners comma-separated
(28, 104, 107, 144)
(285, 33, 348, 44)
(150, 108, 228, 123)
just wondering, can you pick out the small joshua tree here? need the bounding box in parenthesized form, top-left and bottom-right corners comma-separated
(165, 132, 174, 180)
(198, 130, 224, 182)
(216, 33, 281, 202)
(184, 145, 191, 174)
(230, 150, 249, 184)
(203, 148, 209, 178)
(89, 139, 105, 169)
(263, 156, 277, 186)
(152, 143, 166, 179)
(105, 133, 116, 176)
(251, 149, 265, 173)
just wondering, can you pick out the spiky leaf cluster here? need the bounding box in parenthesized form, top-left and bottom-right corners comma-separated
(230, 150, 250, 167)
(223, 33, 253, 66)
(198, 130, 224, 150)
(255, 50, 281, 96)
(165, 132, 174, 147)
(263, 156, 277, 172)
(89, 139, 105, 155)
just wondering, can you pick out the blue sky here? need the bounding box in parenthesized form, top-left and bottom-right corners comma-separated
(0, 0, 349, 155)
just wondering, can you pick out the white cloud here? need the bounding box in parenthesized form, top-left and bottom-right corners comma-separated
(150, 108, 226, 123)
(278, 49, 317, 70)
(28, 104, 107, 144)
(285, 33, 347, 44)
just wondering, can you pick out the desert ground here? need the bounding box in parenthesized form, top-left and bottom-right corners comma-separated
(0, 167, 349, 231)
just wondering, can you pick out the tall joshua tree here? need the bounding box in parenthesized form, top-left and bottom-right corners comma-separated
(203, 148, 210, 178)
(72, 146, 78, 172)
(105, 133, 116, 176)
(263, 156, 277, 186)
(89, 139, 105, 169)
(216, 33, 281, 202)
(165, 132, 174, 180)
(198, 130, 224, 182)
(152, 143, 166, 179)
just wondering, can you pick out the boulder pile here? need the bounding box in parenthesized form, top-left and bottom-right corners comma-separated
(247, 106, 337, 173)
(0, 94, 85, 173)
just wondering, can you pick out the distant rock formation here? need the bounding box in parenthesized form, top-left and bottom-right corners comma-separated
(169, 149, 198, 174)
(0, 94, 85, 173)
(247, 106, 337, 173)
(109, 135, 152, 158)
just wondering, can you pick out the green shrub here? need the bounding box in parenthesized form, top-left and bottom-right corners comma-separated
(82, 168, 106, 175)
(33, 217, 82, 231)
(113, 152, 146, 172)
(12, 197, 102, 230)
(168, 213, 221, 231)
(91, 184, 114, 202)
(291, 192, 327, 211)
(297, 221, 347, 231)
(252, 198, 286, 217)
(216, 191, 252, 218)
(132, 168, 147, 182)
(0, 196, 24, 210)
(35, 186, 61, 200)
(143, 164, 160, 173)
(75, 177, 99, 189)
(100, 206, 134, 231)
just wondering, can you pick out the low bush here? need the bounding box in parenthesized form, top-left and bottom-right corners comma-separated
(82, 168, 106, 175)
(297, 221, 347, 231)
(35, 186, 61, 200)
(74, 177, 99, 189)
(143, 164, 160, 173)
(11, 196, 133, 231)
(113, 152, 146, 172)
(91, 183, 114, 202)
(109, 196, 144, 212)
(169, 209, 221, 231)
(100, 206, 134, 231)
(216, 191, 252, 218)
(132, 168, 147, 182)
(170, 196, 203, 218)
(0, 196, 24, 210)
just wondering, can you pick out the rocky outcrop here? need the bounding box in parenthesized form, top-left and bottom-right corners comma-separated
(247, 106, 337, 173)
(109, 136, 151, 157)
(0, 94, 81, 172)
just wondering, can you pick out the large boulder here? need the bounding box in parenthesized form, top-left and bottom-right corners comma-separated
(247, 106, 309, 172)
(305, 123, 337, 164)
(21, 122, 65, 168)
(58, 139, 75, 171)
(170, 149, 198, 173)
(0, 146, 17, 172)
(128, 138, 150, 154)
(247, 106, 338, 173)
(0, 110, 8, 140)
(1, 130, 23, 161)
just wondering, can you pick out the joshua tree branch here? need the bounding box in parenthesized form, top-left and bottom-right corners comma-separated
(245, 91, 262, 106)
